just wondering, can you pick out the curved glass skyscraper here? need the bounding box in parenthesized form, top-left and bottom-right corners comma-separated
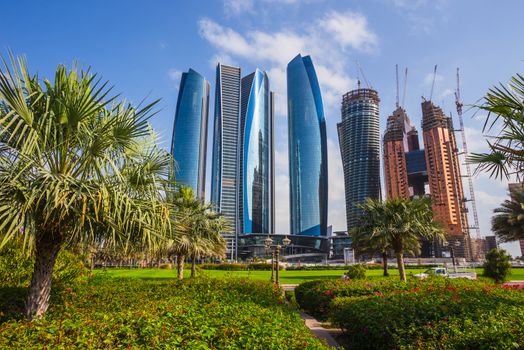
(337, 86, 381, 230)
(171, 69, 209, 199)
(287, 54, 328, 237)
(239, 69, 274, 234)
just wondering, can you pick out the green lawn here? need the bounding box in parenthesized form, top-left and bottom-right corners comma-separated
(96, 266, 524, 284)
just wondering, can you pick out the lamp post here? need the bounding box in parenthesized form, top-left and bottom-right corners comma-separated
(264, 235, 291, 286)
(264, 235, 274, 283)
(443, 239, 461, 271)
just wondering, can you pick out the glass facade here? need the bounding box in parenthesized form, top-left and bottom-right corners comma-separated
(338, 88, 381, 230)
(211, 64, 241, 234)
(239, 69, 274, 234)
(287, 54, 328, 237)
(171, 69, 209, 199)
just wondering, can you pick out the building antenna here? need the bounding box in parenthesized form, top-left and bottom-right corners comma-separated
(402, 68, 408, 108)
(395, 64, 400, 108)
(455, 68, 482, 253)
(429, 64, 437, 102)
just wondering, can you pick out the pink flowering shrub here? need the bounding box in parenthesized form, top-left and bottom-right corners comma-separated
(330, 280, 524, 349)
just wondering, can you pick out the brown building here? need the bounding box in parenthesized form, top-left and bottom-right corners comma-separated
(421, 100, 471, 258)
(383, 96, 476, 259)
(383, 107, 418, 199)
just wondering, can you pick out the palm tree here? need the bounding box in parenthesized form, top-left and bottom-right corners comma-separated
(469, 73, 524, 180)
(170, 187, 228, 279)
(0, 55, 173, 319)
(356, 197, 445, 281)
(351, 226, 391, 276)
(492, 190, 524, 242)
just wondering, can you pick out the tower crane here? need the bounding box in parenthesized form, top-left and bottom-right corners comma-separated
(455, 68, 481, 245)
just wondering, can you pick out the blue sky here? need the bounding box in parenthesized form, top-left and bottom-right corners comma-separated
(1, 0, 523, 256)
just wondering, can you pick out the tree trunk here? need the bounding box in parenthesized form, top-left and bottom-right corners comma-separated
(177, 254, 185, 280)
(382, 251, 390, 277)
(190, 254, 197, 278)
(25, 232, 62, 320)
(396, 251, 406, 282)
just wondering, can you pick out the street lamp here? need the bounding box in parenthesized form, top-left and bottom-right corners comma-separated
(264, 235, 274, 282)
(264, 235, 291, 286)
(443, 239, 461, 271)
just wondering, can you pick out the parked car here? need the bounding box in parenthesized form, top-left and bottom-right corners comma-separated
(414, 267, 477, 280)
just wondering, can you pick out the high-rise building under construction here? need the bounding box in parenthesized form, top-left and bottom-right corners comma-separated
(382, 100, 471, 259)
(338, 86, 381, 231)
(383, 106, 426, 200)
(422, 100, 470, 259)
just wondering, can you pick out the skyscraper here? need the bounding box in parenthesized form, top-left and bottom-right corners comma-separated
(171, 69, 209, 199)
(338, 85, 381, 231)
(287, 54, 328, 237)
(383, 106, 427, 200)
(422, 100, 470, 258)
(238, 69, 275, 234)
(211, 64, 241, 235)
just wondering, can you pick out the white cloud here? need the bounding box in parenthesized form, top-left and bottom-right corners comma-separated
(167, 68, 182, 87)
(198, 19, 252, 57)
(199, 12, 377, 233)
(319, 11, 378, 52)
(424, 71, 444, 85)
(438, 88, 454, 99)
(223, 0, 254, 16)
(197, 15, 366, 116)
(223, 0, 312, 16)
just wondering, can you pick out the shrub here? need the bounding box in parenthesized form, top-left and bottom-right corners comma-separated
(345, 264, 366, 279)
(0, 278, 333, 349)
(0, 239, 89, 289)
(248, 262, 284, 271)
(200, 262, 247, 270)
(483, 248, 512, 283)
(330, 281, 524, 349)
(295, 279, 411, 320)
(294, 277, 489, 321)
(159, 263, 173, 269)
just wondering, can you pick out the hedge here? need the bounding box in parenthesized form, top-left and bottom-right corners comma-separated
(331, 282, 524, 349)
(295, 278, 414, 320)
(0, 278, 333, 349)
(200, 262, 283, 271)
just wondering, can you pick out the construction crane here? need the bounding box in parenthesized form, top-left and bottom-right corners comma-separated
(429, 65, 437, 101)
(395, 64, 400, 108)
(455, 68, 481, 243)
(357, 61, 371, 88)
(402, 68, 408, 108)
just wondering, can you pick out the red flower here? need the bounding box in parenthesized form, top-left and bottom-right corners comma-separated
(363, 326, 369, 334)
(374, 291, 384, 297)
(303, 341, 308, 347)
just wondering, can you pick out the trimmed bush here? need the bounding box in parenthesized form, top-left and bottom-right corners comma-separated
(330, 281, 524, 349)
(295, 279, 412, 320)
(248, 262, 284, 271)
(0, 278, 332, 349)
(483, 248, 512, 283)
(200, 262, 284, 271)
(200, 262, 247, 270)
(345, 264, 367, 279)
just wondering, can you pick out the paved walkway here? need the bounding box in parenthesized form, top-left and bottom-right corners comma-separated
(281, 284, 299, 291)
(300, 312, 341, 348)
(280, 284, 341, 348)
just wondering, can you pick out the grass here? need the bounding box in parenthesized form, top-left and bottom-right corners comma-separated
(95, 266, 524, 284)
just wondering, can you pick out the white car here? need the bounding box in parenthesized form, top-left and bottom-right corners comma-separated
(414, 267, 477, 280)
